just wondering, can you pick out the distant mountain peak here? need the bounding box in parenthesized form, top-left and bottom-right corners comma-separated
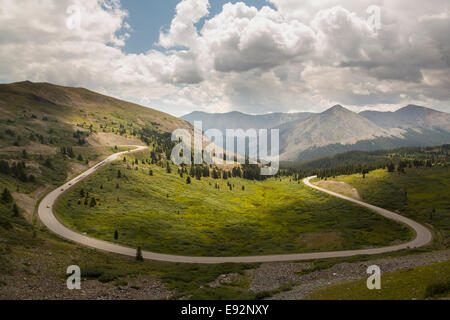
(395, 104, 448, 115)
(359, 104, 450, 131)
(405, 104, 423, 108)
(322, 104, 352, 115)
(399, 104, 426, 111)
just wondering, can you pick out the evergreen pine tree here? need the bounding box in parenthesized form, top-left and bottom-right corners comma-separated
(136, 246, 144, 261)
(1, 188, 13, 203)
(12, 203, 19, 217)
(44, 158, 53, 169)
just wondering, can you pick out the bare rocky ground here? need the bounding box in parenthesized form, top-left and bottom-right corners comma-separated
(245, 249, 450, 300)
(1, 273, 171, 300)
(1, 238, 449, 300)
(247, 262, 312, 293)
(0, 244, 172, 300)
(207, 273, 241, 288)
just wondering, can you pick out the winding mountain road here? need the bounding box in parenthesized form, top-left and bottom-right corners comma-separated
(38, 147, 432, 264)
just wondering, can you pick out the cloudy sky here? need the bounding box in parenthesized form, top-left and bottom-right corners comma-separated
(0, 0, 449, 116)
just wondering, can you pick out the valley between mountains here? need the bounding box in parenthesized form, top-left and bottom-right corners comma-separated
(0, 81, 449, 300)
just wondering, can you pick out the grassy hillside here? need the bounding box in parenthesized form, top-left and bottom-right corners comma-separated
(0, 81, 189, 136)
(0, 82, 260, 299)
(0, 81, 191, 189)
(0, 81, 193, 221)
(0, 196, 260, 299)
(325, 167, 450, 248)
(1, 81, 447, 300)
(305, 259, 450, 300)
(280, 144, 449, 183)
(55, 150, 413, 257)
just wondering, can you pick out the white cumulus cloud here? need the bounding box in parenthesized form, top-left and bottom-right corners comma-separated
(0, 0, 449, 116)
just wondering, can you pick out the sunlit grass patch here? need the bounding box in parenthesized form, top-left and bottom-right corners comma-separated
(55, 158, 413, 257)
(330, 167, 450, 247)
(305, 259, 450, 300)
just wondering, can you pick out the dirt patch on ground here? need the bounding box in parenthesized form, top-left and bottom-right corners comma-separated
(66, 162, 89, 180)
(296, 232, 343, 251)
(0, 142, 57, 155)
(12, 192, 36, 223)
(32, 185, 53, 200)
(315, 180, 362, 200)
(0, 246, 172, 300)
(24, 161, 42, 176)
(11, 183, 54, 224)
(87, 133, 144, 147)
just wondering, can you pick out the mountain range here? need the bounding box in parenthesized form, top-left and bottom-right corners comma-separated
(1, 81, 449, 163)
(183, 105, 450, 161)
(182, 111, 315, 133)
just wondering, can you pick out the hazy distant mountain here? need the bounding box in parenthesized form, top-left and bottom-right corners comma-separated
(278, 105, 395, 160)
(184, 104, 450, 161)
(280, 105, 450, 161)
(182, 111, 315, 132)
(360, 105, 450, 131)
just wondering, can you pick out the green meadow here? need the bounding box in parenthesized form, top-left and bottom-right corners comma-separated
(55, 153, 413, 257)
(328, 167, 450, 247)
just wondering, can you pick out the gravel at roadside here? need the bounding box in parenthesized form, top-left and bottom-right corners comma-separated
(246, 250, 450, 300)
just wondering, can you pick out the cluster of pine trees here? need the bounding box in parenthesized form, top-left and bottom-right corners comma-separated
(1, 188, 20, 218)
(279, 144, 449, 179)
(72, 130, 86, 145)
(138, 127, 176, 158)
(78, 188, 97, 207)
(0, 160, 35, 183)
(60, 146, 76, 158)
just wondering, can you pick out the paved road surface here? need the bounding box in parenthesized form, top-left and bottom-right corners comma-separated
(38, 148, 432, 264)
